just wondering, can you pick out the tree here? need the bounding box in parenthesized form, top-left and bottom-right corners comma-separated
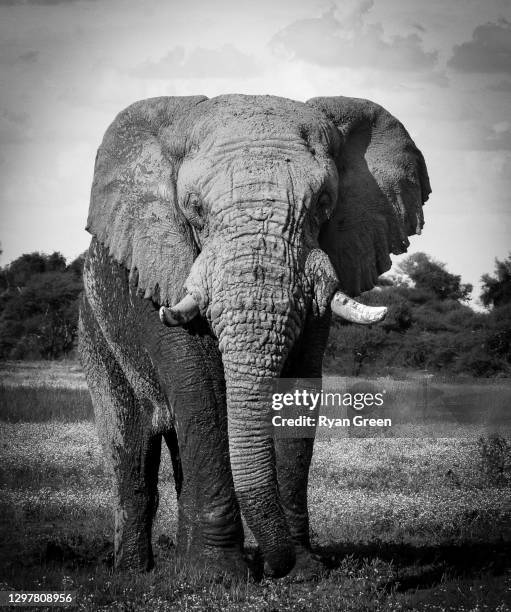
(481, 254, 511, 308)
(323, 256, 507, 378)
(66, 251, 86, 279)
(0, 252, 83, 360)
(1, 271, 82, 359)
(397, 252, 472, 302)
(1, 251, 67, 288)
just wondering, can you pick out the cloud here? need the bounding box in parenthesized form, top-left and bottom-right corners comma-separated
(476, 132, 511, 151)
(481, 123, 511, 150)
(490, 79, 511, 90)
(0, 108, 32, 143)
(0, 0, 96, 4)
(269, 4, 438, 73)
(448, 19, 511, 73)
(0, 40, 40, 65)
(133, 44, 261, 80)
(447, 121, 511, 151)
(18, 50, 38, 63)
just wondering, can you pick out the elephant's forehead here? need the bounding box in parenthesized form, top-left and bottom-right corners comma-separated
(193, 94, 331, 143)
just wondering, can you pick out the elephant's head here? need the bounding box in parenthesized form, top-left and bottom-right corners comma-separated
(87, 94, 430, 575)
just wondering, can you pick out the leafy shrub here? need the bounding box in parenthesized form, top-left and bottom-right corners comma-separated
(413, 307, 454, 332)
(393, 285, 436, 305)
(444, 307, 485, 330)
(325, 255, 511, 378)
(485, 304, 511, 363)
(481, 253, 511, 308)
(381, 300, 412, 332)
(398, 252, 472, 302)
(455, 347, 506, 377)
(477, 435, 511, 486)
(0, 252, 85, 360)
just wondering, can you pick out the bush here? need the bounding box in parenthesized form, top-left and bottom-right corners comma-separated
(0, 253, 85, 360)
(485, 304, 511, 363)
(454, 347, 504, 377)
(398, 252, 472, 302)
(481, 254, 511, 308)
(477, 435, 511, 486)
(325, 258, 511, 378)
(381, 300, 412, 332)
(444, 307, 486, 330)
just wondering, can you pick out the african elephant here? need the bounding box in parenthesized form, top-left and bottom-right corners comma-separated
(78, 94, 430, 578)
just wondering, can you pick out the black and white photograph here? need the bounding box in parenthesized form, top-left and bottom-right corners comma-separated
(0, 0, 510, 610)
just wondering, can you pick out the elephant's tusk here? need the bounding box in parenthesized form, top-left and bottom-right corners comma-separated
(331, 291, 387, 325)
(159, 294, 200, 326)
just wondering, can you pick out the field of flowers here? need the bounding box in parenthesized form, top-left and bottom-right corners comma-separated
(0, 361, 510, 611)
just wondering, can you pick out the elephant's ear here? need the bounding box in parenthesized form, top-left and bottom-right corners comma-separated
(86, 95, 208, 306)
(307, 96, 431, 296)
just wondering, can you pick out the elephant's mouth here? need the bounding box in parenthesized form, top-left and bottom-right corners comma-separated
(159, 248, 387, 328)
(160, 291, 387, 326)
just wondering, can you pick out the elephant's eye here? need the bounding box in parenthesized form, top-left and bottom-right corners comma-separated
(317, 193, 332, 217)
(318, 193, 330, 207)
(183, 193, 204, 227)
(186, 193, 202, 212)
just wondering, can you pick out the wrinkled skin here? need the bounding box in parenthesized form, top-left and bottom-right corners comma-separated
(79, 94, 430, 578)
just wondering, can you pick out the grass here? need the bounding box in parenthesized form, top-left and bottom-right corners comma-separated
(0, 360, 87, 388)
(0, 360, 92, 422)
(0, 385, 93, 422)
(0, 362, 510, 610)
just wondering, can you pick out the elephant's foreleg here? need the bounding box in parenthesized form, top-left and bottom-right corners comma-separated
(163, 429, 183, 498)
(275, 437, 315, 551)
(276, 312, 332, 569)
(146, 323, 246, 575)
(112, 432, 161, 571)
(79, 300, 161, 571)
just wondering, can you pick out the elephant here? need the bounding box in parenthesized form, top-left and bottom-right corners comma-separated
(78, 93, 430, 578)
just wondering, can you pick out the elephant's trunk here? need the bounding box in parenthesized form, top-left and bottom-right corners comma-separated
(205, 242, 306, 576)
(222, 357, 295, 575)
(217, 310, 300, 576)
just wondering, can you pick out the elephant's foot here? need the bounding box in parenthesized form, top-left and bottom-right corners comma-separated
(114, 535, 154, 572)
(176, 503, 246, 580)
(115, 551, 154, 572)
(176, 546, 249, 582)
(113, 506, 156, 572)
(280, 546, 328, 582)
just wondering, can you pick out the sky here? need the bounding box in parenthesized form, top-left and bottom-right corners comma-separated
(0, 0, 510, 308)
